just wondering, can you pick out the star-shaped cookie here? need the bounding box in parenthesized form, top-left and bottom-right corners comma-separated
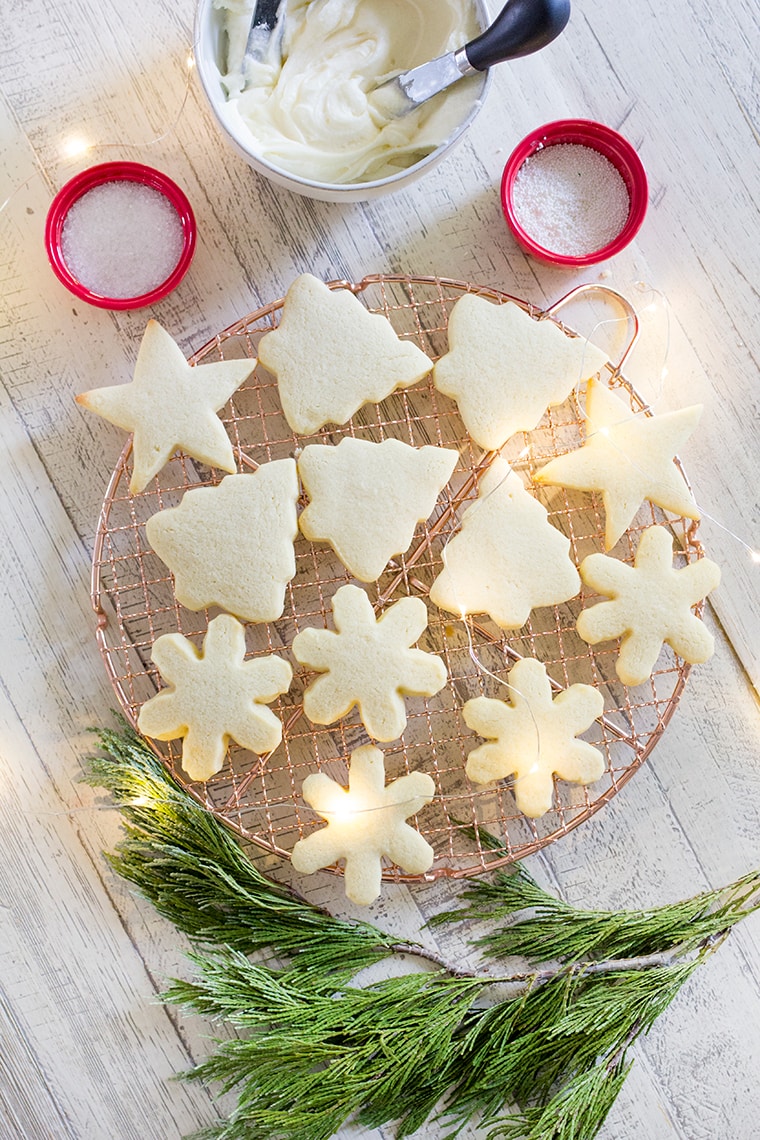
(137, 614, 292, 782)
(576, 524, 721, 685)
(76, 320, 254, 494)
(463, 657, 605, 818)
(290, 744, 435, 905)
(535, 378, 702, 549)
(429, 457, 580, 628)
(298, 437, 458, 582)
(433, 294, 609, 451)
(291, 584, 447, 741)
(258, 275, 433, 435)
(145, 461, 299, 623)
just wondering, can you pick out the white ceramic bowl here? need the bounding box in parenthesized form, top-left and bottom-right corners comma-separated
(193, 0, 492, 202)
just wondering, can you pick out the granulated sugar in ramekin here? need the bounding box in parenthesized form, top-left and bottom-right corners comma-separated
(512, 143, 630, 257)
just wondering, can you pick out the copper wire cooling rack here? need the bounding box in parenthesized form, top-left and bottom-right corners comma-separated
(91, 275, 705, 880)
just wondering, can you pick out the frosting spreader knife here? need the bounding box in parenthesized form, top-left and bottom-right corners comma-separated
(242, 0, 285, 82)
(372, 0, 571, 117)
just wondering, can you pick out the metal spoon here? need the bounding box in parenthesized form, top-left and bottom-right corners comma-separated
(242, 0, 285, 83)
(372, 0, 571, 118)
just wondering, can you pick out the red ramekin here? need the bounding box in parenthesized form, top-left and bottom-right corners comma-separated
(44, 161, 197, 310)
(500, 119, 649, 268)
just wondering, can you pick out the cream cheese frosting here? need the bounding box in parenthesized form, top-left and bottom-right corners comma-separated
(213, 0, 482, 184)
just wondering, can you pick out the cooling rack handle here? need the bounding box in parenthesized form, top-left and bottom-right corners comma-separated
(543, 282, 641, 377)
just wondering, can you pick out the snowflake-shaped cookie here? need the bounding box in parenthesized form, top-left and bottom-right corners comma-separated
(137, 614, 292, 782)
(433, 294, 608, 451)
(576, 525, 721, 685)
(290, 744, 435, 905)
(145, 461, 299, 623)
(291, 584, 447, 741)
(298, 437, 458, 582)
(76, 320, 254, 493)
(429, 457, 580, 628)
(535, 378, 702, 549)
(257, 275, 432, 435)
(463, 657, 604, 818)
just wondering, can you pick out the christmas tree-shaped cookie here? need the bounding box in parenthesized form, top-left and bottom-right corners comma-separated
(77, 320, 254, 493)
(258, 275, 432, 435)
(464, 658, 605, 818)
(433, 294, 608, 451)
(429, 457, 580, 628)
(290, 744, 435, 905)
(292, 585, 447, 741)
(298, 437, 458, 581)
(138, 614, 292, 782)
(577, 524, 721, 685)
(145, 461, 299, 623)
(535, 378, 702, 549)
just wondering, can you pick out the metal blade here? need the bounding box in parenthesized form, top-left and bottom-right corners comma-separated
(371, 49, 476, 118)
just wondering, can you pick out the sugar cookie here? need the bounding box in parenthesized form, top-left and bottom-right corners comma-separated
(290, 744, 435, 905)
(137, 614, 292, 782)
(76, 319, 254, 494)
(145, 461, 299, 623)
(433, 294, 608, 451)
(429, 457, 580, 628)
(463, 657, 604, 818)
(291, 584, 447, 741)
(535, 378, 702, 549)
(577, 524, 721, 685)
(298, 437, 458, 581)
(258, 275, 432, 435)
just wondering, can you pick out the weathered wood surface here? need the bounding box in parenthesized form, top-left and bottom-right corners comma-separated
(1, 0, 759, 1137)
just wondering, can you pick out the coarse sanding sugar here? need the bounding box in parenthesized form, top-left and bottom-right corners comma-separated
(512, 143, 630, 257)
(61, 180, 185, 298)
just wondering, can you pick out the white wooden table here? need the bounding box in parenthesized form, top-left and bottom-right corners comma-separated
(2, 1, 759, 1137)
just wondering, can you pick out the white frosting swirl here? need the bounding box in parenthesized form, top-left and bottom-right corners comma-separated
(214, 0, 482, 184)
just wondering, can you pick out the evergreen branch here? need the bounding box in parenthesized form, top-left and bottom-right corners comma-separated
(432, 837, 760, 967)
(88, 726, 760, 1140)
(165, 951, 484, 1140)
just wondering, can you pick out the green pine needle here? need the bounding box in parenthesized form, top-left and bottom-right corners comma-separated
(87, 725, 760, 1140)
(484, 1060, 633, 1140)
(431, 836, 760, 967)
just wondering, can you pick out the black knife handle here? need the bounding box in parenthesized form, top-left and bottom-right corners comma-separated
(465, 0, 571, 72)
(251, 0, 282, 32)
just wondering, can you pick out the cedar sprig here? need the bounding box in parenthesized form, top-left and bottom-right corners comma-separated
(88, 725, 760, 1140)
(430, 831, 760, 966)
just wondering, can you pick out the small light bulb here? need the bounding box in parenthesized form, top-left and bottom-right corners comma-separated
(326, 801, 357, 824)
(599, 426, 610, 437)
(751, 550, 760, 564)
(186, 53, 195, 70)
(130, 795, 151, 807)
(61, 135, 91, 160)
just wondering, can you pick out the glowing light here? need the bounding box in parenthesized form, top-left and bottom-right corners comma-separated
(60, 135, 91, 160)
(186, 53, 195, 70)
(599, 426, 610, 437)
(752, 551, 760, 564)
(326, 802, 358, 824)
(130, 795, 151, 807)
